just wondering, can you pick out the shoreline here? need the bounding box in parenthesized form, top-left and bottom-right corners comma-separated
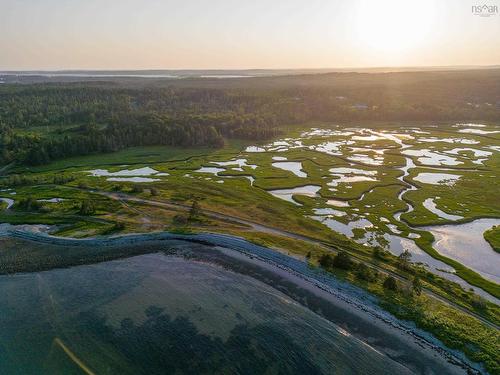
(0, 225, 488, 374)
(202, 247, 472, 374)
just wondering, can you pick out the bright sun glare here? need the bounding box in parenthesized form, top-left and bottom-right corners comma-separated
(355, 0, 436, 55)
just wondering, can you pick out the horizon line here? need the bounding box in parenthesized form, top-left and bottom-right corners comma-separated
(2, 64, 500, 73)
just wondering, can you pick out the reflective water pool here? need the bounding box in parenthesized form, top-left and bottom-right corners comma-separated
(423, 198, 464, 221)
(272, 161, 307, 177)
(0, 253, 415, 375)
(413, 172, 461, 186)
(268, 185, 321, 204)
(423, 219, 500, 284)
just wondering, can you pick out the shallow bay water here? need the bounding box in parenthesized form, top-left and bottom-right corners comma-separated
(0, 252, 417, 375)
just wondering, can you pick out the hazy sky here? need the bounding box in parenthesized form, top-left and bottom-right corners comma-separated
(1, 0, 500, 70)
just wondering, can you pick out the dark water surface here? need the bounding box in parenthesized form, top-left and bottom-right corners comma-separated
(0, 251, 418, 375)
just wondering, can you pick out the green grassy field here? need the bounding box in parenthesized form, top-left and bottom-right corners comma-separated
(12, 143, 248, 173)
(1, 122, 500, 368)
(2, 123, 499, 297)
(485, 225, 500, 253)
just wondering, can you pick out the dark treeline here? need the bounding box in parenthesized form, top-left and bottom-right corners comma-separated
(0, 87, 281, 165)
(1, 69, 500, 165)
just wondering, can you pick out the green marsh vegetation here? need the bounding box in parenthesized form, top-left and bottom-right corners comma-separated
(1, 121, 499, 302)
(1, 72, 500, 374)
(484, 226, 500, 253)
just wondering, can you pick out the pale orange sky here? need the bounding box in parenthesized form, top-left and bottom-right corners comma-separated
(1, 0, 500, 70)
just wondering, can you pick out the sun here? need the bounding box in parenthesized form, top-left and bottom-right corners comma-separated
(354, 0, 436, 56)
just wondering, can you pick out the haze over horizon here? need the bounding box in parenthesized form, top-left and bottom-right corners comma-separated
(2, 65, 500, 73)
(1, 0, 500, 70)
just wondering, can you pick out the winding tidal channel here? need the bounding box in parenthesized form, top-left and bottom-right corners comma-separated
(359, 129, 500, 303)
(392, 156, 500, 303)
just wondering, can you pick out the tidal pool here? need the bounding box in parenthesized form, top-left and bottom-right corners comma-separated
(386, 223, 402, 234)
(268, 140, 303, 151)
(328, 175, 377, 188)
(309, 141, 344, 156)
(268, 185, 321, 204)
(443, 148, 492, 165)
(213, 158, 257, 169)
(423, 218, 500, 284)
(349, 147, 386, 155)
(0, 197, 14, 209)
(309, 141, 350, 155)
(443, 148, 492, 158)
(107, 177, 160, 183)
(417, 137, 480, 145)
(272, 161, 307, 177)
(413, 172, 461, 186)
(352, 135, 385, 141)
(195, 166, 225, 175)
(245, 139, 304, 153)
(311, 216, 372, 237)
(327, 199, 350, 207)
(88, 167, 161, 177)
(455, 123, 487, 128)
(365, 130, 407, 145)
(402, 149, 462, 166)
(328, 168, 378, 189)
(245, 146, 265, 152)
(355, 232, 497, 302)
(313, 208, 346, 216)
(458, 128, 500, 135)
(382, 235, 454, 271)
(423, 198, 464, 221)
(347, 154, 384, 166)
(328, 167, 378, 188)
(301, 128, 355, 137)
(330, 167, 377, 176)
(0, 253, 414, 375)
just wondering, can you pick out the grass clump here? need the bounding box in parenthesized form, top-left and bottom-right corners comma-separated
(484, 225, 500, 253)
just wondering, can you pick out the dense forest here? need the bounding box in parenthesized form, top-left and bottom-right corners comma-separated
(1, 68, 500, 166)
